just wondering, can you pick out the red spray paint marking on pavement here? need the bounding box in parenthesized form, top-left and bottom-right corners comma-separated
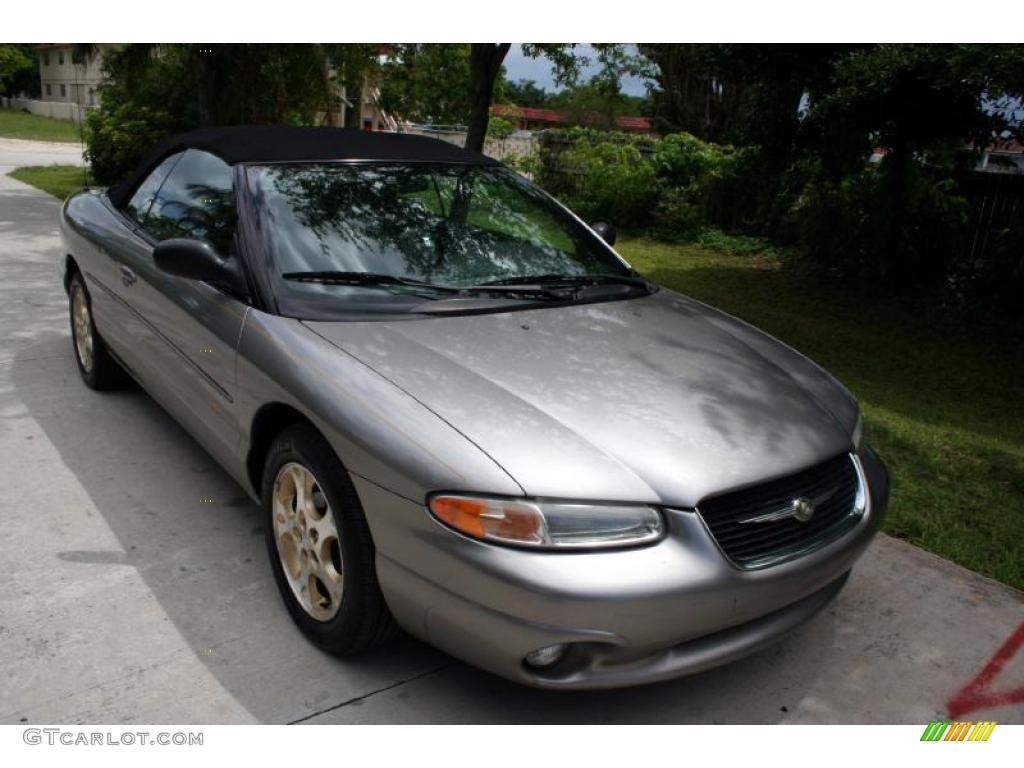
(947, 621, 1024, 719)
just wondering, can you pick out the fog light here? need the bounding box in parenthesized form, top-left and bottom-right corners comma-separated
(524, 643, 569, 669)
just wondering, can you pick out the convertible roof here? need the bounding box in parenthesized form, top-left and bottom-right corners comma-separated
(107, 125, 500, 209)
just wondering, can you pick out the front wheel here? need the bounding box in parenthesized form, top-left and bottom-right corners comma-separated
(263, 423, 396, 655)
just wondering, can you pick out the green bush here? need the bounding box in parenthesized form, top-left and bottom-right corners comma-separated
(652, 133, 758, 232)
(651, 187, 704, 239)
(652, 132, 725, 187)
(693, 228, 778, 257)
(535, 128, 766, 238)
(537, 129, 661, 228)
(83, 44, 351, 185)
(486, 116, 515, 140)
(529, 127, 1018, 318)
(84, 103, 177, 184)
(793, 161, 969, 288)
(946, 203, 1024, 319)
(83, 45, 198, 184)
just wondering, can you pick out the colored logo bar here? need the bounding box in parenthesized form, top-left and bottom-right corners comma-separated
(920, 721, 997, 741)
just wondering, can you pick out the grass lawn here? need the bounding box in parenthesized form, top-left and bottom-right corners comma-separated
(8, 165, 92, 200)
(0, 107, 83, 143)
(620, 237, 1024, 591)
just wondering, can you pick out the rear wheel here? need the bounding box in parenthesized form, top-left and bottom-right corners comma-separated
(69, 271, 123, 390)
(263, 423, 396, 655)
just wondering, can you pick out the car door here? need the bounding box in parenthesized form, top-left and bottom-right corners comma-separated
(109, 149, 249, 472)
(96, 151, 184, 362)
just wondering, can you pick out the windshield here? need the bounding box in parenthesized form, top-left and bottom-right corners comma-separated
(248, 162, 638, 317)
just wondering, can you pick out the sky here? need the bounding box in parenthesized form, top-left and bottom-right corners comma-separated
(504, 44, 652, 97)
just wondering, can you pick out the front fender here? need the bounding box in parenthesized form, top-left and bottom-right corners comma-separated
(234, 310, 524, 504)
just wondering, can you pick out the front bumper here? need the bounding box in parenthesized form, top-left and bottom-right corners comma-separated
(356, 446, 888, 689)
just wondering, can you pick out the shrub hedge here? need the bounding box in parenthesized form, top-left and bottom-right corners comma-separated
(529, 128, 1018, 316)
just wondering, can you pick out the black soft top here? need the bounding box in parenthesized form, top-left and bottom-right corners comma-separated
(107, 125, 499, 209)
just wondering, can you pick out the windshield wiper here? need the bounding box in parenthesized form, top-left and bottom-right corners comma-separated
(282, 271, 461, 294)
(284, 271, 570, 301)
(477, 273, 653, 291)
(454, 284, 573, 300)
(282, 271, 630, 303)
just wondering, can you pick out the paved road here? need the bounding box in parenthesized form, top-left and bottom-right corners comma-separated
(0, 136, 85, 173)
(0, 140, 1021, 724)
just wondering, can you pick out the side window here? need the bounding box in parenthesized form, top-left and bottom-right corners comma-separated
(145, 149, 236, 255)
(124, 152, 183, 226)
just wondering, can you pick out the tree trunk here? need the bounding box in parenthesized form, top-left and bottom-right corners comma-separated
(193, 44, 212, 127)
(314, 44, 339, 126)
(881, 136, 911, 286)
(343, 71, 362, 129)
(465, 43, 511, 153)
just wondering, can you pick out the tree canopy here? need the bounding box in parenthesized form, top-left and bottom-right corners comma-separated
(378, 44, 488, 126)
(0, 44, 39, 97)
(85, 44, 381, 182)
(76, 42, 1024, 309)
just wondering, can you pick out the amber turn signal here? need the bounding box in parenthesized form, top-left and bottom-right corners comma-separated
(430, 496, 545, 545)
(428, 495, 663, 550)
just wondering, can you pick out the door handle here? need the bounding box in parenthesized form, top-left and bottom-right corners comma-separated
(120, 265, 137, 287)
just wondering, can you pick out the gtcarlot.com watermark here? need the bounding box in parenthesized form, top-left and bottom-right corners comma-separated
(23, 728, 203, 747)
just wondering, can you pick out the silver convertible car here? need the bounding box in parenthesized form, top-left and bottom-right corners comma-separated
(60, 126, 887, 689)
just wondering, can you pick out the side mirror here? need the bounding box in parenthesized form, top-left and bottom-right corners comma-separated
(153, 238, 246, 296)
(591, 221, 617, 246)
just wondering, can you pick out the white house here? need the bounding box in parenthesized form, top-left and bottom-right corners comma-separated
(976, 139, 1024, 175)
(37, 44, 110, 106)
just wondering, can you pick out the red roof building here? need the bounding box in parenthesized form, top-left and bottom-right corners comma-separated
(492, 104, 652, 134)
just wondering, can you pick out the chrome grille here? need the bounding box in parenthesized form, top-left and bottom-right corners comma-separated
(697, 454, 864, 569)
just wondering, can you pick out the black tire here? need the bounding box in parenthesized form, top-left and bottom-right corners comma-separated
(262, 423, 396, 655)
(68, 271, 124, 390)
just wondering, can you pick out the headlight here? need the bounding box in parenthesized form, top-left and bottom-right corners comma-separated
(851, 412, 865, 451)
(428, 494, 664, 549)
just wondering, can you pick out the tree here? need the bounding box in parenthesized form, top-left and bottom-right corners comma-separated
(468, 43, 626, 151)
(806, 45, 1024, 168)
(378, 44, 479, 125)
(486, 116, 515, 140)
(504, 79, 549, 108)
(503, 47, 654, 129)
(85, 45, 196, 182)
(465, 44, 641, 152)
(330, 44, 381, 129)
(379, 44, 640, 151)
(465, 44, 513, 152)
(186, 44, 375, 126)
(547, 82, 651, 128)
(0, 44, 36, 97)
(585, 44, 653, 126)
(85, 44, 380, 183)
(636, 45, 872, 237)
(640, 44, 852, 148)
(802, 44, 1024, 285)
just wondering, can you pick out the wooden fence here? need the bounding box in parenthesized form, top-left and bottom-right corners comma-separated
(957, 171, 1024, 270)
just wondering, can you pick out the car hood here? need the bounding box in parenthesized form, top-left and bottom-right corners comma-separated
(304, 291, 858, 507)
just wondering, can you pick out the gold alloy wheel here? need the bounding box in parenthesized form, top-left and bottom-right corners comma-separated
(71, 283, 94, 372)
(272, 462, 344, 621)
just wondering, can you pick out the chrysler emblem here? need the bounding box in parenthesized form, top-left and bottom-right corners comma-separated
(737, 488, 837, 525)
(791, 498, 816, 522)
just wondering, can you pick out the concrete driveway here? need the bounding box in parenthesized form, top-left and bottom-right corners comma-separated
(0, 139, 1021, 725)
(0, 136, 86, 173)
